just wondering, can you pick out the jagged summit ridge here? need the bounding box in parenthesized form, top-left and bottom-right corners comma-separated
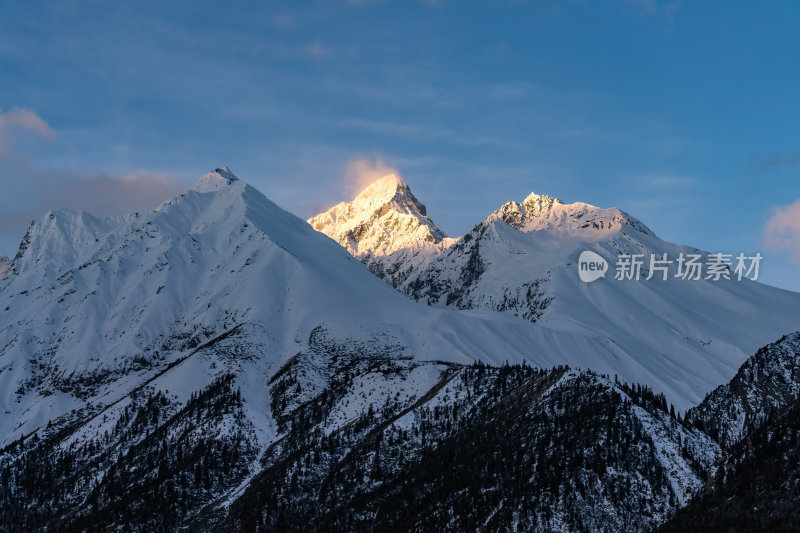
(490, 192, 653, 236)
(522, 192, 564, 216)
(308, 174, 447, 257)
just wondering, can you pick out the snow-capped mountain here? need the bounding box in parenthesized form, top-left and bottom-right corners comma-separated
(0, 257, 10, 278)
(308, 174, 448, 257)
(308, 174, 453, 289)
(0, 167, 564, 447)
(310, 176, 800, 410)
(0, 168, 723, 531)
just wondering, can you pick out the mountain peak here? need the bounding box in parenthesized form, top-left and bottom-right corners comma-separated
(309, 175, 446, 257)
(356, 174, 406, 202)
(192, 167, 240, 193)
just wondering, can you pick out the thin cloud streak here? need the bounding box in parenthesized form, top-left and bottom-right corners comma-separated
(303, 41, 333, 59)
(751, 150, 800, 168)
(341, 118, 522, 150)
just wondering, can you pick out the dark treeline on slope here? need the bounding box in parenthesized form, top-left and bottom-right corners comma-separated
(4, 345, 799, 532)
(0, 375, 256, 531)
(659, 395, 800, 532)
(220, 362, 712, 532)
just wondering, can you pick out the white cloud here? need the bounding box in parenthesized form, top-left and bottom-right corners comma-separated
(0, 107, 55, 153)
(764, 198, 800, 265)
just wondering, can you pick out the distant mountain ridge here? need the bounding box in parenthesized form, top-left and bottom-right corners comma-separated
(310, 175, 800, 410)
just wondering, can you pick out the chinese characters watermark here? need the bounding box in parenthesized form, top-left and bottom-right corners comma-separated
(579, 251, 763, 283)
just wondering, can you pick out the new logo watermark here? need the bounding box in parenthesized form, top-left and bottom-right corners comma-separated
(577, 250, 763, 283)
(578, 251, 608, 282)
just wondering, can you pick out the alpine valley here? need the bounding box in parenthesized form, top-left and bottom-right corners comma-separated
(1, 168, 799, 532)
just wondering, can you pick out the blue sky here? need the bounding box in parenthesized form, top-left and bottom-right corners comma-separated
(1, 0, 799, 290)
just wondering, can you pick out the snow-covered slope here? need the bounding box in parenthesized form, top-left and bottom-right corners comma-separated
(310, 176, 800, 409)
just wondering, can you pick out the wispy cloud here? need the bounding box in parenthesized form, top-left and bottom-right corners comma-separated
(490, 82, 537, 99)
(750, 150, 800, 168)
(551, 127, 688, 156)
(0, 107, 55, 154)
(341, 118, 521, 149)
(764, 198, 800, 265)
(303, 41, 333, 59)
(0, 121, 187, 255)
(342, 157, 402, 197)
(0, 163, 188, 247)
(626, 0, 680, 18)
(0, 106, 192, 255)
(643, 174, 699, 189)
(58, 170, 188, 215)
(270, 11, 297, 30)
(345, 0, 388, 5)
